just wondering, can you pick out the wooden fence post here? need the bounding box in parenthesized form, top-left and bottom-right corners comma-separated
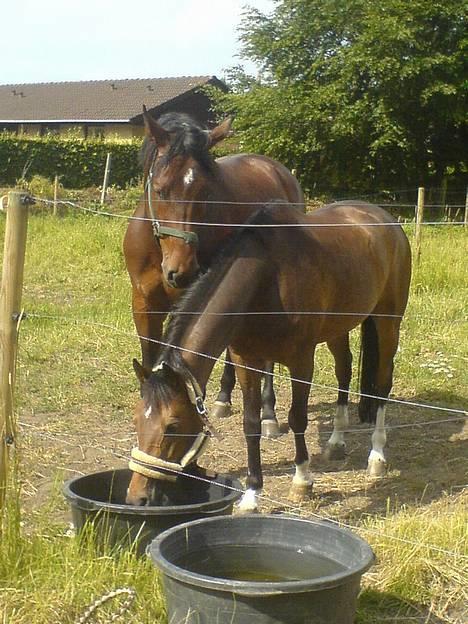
(0, 191, 30, 510)
(415, 186, 425, 263)
(100, 153, 112, 205)
(53, 174, 59, 216)
(464, 186, 468, 227)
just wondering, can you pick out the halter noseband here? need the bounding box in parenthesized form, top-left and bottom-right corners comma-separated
(128, 362, 216, 482)
(145, 153, 199, 247)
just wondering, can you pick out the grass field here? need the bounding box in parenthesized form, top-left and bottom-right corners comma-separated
(0, 207, 466, 623)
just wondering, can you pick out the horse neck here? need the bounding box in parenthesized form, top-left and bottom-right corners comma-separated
(177, 236, 271, 388)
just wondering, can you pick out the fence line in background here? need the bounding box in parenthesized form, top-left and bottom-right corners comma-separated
(26, 313, 468, 419)
(31, 197, 467, 230)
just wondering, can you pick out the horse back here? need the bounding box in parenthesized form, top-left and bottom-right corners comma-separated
(215, 153, 304, 208)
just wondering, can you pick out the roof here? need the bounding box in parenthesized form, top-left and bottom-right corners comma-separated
(0, 76, 226, 123)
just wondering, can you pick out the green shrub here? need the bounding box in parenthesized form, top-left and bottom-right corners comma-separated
(0, 134, 142, 189)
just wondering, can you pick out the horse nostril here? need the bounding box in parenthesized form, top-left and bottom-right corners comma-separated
(166, 270, 181, 288)
(126, 489, 148, 506)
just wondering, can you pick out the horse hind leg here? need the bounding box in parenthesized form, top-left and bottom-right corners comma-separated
(211, 349, 235, 419)
(288, 357, 315, 503)
(365, 317, 402, 478)
(324, 334, 352, 460)
(260, 362, 281, 438)
(358, 316, 380, 423)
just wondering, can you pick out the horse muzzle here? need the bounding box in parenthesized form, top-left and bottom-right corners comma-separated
(128, 431, 211, 482)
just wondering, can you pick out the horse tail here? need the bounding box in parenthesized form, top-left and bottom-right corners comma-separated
(358, 316, 379, 423)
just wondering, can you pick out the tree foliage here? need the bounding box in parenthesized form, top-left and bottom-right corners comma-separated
(217, 0, 467, 194)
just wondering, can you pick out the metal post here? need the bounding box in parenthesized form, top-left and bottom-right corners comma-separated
(415, 187, 425, 264)
(0, 191, 30, 510)
(100, 153, 112, 205)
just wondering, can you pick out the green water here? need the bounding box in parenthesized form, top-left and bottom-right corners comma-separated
(175, 544, 346, 583)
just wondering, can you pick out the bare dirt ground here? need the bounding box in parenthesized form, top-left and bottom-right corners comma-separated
(19, 381, 467, 525)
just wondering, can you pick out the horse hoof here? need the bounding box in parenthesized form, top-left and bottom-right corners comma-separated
(237, 490, 259, 514)
(211, 401, 232, 419)
(261, 419, 281, 438)
(324, 443, 346, 461)
(288, 483, 313, 503)
(367, 459, 387, 478)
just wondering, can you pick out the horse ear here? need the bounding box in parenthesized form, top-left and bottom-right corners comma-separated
(142, 105, 170, 147)
(133, 358, 151, 384)
(207, 117, 233, 148)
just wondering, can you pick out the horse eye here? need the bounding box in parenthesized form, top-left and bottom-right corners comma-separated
(165, 423, 178, 435)
(157, 188, 168, 200)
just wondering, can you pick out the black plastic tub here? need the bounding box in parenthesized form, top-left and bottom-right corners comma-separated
(63, 468, 242, 556)
(150, 514, 375, 624)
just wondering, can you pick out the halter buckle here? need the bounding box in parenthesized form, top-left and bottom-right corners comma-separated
(195, 396, 207, 416)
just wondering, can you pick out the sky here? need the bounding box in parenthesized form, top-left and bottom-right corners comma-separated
(1, 0, 274, 85)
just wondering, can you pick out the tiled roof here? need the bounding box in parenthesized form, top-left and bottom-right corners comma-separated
(0, 76, 224, 122)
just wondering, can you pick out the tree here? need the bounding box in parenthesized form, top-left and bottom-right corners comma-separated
(216, 0, 467, 194)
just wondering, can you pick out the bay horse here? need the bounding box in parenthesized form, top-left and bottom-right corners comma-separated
(126, 201, 412, 510)
(123, 109, 304, 432)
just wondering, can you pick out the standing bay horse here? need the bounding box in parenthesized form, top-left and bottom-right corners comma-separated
(126, 202, 412, 510)
(123, 109, 304, 431)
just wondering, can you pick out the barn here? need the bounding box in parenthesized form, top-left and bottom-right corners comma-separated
(0, 75, 227, 139)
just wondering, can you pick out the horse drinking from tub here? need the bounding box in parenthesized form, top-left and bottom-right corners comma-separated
(123, 109, 304, 432)
(126, 201, 411, 510)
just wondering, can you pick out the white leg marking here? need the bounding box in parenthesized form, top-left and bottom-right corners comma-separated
(238, 488, 259, 512)
(292, 460, 313, 486)
(327, 404, 348, 449)
(183, 168, 194, 186)
(368, 405, 387, 473)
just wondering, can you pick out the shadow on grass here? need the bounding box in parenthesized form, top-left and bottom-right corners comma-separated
(357, 588, 449, 623)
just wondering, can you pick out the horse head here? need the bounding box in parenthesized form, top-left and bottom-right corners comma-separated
(142, 107, 232, 289)
(126, 358, 210, 506)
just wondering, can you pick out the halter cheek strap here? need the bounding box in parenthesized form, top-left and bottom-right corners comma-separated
(145, 155, 199, 247)
(128, 361, 217, 481)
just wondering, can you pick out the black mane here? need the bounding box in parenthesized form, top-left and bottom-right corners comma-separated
(157, 207, 280, 370)
(139, 112, 215, 175)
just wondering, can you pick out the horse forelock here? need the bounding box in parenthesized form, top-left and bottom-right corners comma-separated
(139, 112, 214, 175)
(143, 350, 186, 411)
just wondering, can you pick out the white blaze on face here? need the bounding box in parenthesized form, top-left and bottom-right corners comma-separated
(144, 405, 152, 419)
(183, 168, 195, 187)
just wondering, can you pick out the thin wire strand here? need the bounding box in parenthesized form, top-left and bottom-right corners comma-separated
(18, 419, 467, 559)
(34, 197, 466, 227)
(27, 313, 468, 418)
(128, 458, 468, 560)
(34, 196, 465, 210)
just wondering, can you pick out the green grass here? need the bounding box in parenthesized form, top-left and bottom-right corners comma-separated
(0, 211, 466, 623)
(1, 481, 165, 623)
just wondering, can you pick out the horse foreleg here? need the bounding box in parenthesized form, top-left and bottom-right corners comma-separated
(131, 279, 169, 371)
(211, 349, 236, 419)
(325, 335, 352, 460)
(260, 362, 281, 438)
(232, 355, 263, 513)
(288, 356, 315, 503)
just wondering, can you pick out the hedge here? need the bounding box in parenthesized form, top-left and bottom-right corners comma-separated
(0, 134, 143, 189)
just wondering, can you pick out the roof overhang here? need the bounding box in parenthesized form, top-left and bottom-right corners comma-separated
(0, 119, 130, 123)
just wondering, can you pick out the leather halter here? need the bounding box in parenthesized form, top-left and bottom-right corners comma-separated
(145, 152, 199, 247)
(128, 361, 216, 482)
